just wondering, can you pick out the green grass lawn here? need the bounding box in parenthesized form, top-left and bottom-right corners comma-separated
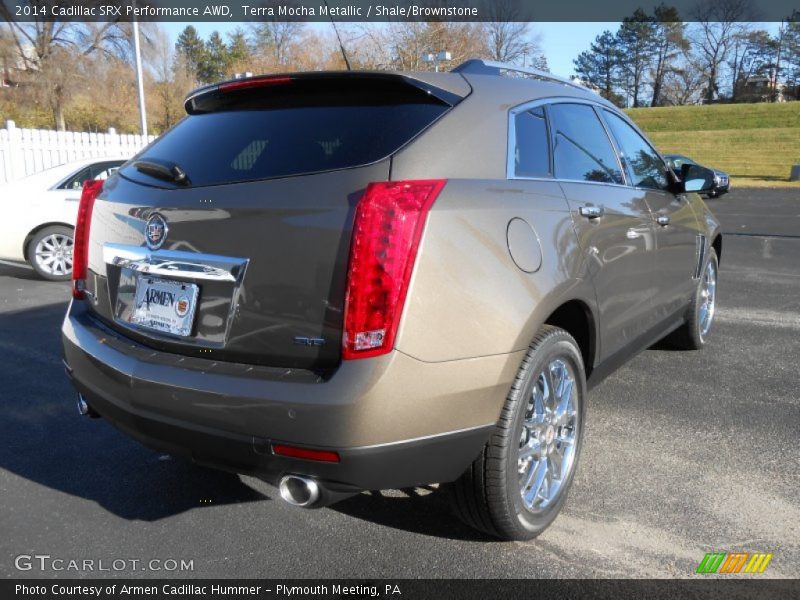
(625, 103, 800, 188)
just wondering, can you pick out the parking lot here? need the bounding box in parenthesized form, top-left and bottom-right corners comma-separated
(0, 188, 797, 579)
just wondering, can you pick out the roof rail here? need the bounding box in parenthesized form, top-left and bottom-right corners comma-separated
(452, 59, 590, 93)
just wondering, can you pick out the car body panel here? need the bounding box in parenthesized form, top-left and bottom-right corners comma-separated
(88, 161, 390, 369)
(394, 178, 588, 363)
(559, 181, 657, 361)
(62, 67, 721, 494)
(63, 301, 521, 448)
(641, 189, 705, 320)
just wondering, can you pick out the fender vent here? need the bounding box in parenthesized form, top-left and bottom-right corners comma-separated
(694, 235, 706, 279)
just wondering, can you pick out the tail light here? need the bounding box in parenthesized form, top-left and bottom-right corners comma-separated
(342, 179, 446, 360)
(219, 75, 293, 93)
(71, 179, 103, 300)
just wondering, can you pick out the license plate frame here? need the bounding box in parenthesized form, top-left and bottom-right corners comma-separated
(128, 275, 199, 338)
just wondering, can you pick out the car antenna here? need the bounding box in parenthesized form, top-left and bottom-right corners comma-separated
(323, 1, 352, 71)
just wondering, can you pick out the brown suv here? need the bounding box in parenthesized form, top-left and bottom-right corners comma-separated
(62, 59, 721, 541)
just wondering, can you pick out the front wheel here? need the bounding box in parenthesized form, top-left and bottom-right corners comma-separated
(447, 325, 586, 541)
(27, 225, 74, 281)
(667, 248, 718, 350)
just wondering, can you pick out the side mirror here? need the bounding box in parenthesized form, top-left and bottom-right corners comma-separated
(679, 163, 715, 193)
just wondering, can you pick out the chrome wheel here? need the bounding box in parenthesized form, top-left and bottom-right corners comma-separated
(34, 233, 73, 277)
(698, 259, 716, 340)
(518, 358, 579, 512)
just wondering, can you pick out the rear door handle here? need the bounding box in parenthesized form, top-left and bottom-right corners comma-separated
(656, 216, 670, 226)
(579, 205, 604, 219)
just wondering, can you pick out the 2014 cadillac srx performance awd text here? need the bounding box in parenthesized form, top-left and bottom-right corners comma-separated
(62, 59, 721, 541)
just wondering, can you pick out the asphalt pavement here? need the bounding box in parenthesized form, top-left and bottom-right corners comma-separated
(0, 188, 798, 579)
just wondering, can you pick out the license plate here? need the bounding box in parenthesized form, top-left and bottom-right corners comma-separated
(129, 276, 199, 337)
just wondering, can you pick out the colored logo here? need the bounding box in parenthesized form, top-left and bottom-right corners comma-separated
(175, 296, 190, 317)
(145, 213, 168, 250)
(696, 552, 773, 574)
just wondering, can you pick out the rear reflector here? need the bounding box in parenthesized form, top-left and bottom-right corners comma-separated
(219, 76, 293, 93)
(71, 179, 104, 300)
(272, 444, 341, 463)
(343, 179, 447, 360)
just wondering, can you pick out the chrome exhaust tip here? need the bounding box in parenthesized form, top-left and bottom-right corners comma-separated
(77, 394, 100, 418)
(279, 475, 321, 508)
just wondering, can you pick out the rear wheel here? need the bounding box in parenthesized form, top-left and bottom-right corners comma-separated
(27, 225, 74, 281)
(447, 325, 586, 540)
(667, 248, 718, 350)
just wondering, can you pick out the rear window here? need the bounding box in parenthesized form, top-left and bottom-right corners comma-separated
(121, 78, 453, 188)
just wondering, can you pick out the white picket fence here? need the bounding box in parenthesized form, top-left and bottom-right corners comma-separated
(0, 120, 156, 184)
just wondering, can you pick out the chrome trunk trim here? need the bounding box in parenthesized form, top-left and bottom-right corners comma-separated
(103, 243, 248, 283)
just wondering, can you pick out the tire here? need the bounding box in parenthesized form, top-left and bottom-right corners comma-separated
(447, 325, 586, 541)
(27, 225, 74, 281)
(667, 248, 718, 350)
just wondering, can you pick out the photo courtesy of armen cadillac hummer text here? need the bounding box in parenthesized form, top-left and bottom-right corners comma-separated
(62, 59, 722, 541)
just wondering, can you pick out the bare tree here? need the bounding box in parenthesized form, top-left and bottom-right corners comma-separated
(660, 50, 707, 105)
(339, 24, 395, 69)
(650, 5, 689, 106)
(249, 21, 305, 69)
(0, 1, 130, 129)
(484, 0, 542, 65)
(143, 26, 192, 132)
(0, 27, 16, 84)
(690, 0, 754, 103)
(372, 22, 486, 72)
(728, 28, 778, 101)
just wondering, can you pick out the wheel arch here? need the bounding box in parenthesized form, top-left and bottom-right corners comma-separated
(542, 297, 598, 380)
(22, 222, 74, 261)
(711, 233, 722, 265)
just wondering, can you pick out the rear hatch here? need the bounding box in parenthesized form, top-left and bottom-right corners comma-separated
(84, 73, 467, 371)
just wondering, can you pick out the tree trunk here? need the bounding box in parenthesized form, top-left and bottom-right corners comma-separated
(705, 65, 717, 103)
(773, 24, 784, 102)
(53, 86, 66, 131)
(651, 47, 666, 107)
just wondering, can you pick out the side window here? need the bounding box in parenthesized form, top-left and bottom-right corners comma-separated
(513, 106, 550, 178)
(548, 103, 623, 185)
(59, 167, 92, 190)
(92, 166, 119, 181)
(90, 162, 121, 180)
(603, 111, 670, 191)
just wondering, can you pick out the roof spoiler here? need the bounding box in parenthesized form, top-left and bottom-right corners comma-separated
(183, 71, 467, 115)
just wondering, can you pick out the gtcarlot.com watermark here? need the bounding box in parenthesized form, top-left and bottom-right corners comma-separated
(14, 554, 194, 573)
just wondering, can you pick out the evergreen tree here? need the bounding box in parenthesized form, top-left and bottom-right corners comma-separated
(573, 31, 623, 106)
(174, 26, 206, 82)
(227, 28, 251, 71)
(650, 5, 689, 106)
(729, 29, 778, 101)
(616, 9, 658, 107)
(199, 31, 230, 84)
(783, 11, 800, 92)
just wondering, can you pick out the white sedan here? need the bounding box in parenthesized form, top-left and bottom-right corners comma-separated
(0, 158, 126, 280)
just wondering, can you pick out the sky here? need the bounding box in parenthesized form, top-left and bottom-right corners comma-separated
(161, 21, 620, 78)
(161, 21, 782, 79)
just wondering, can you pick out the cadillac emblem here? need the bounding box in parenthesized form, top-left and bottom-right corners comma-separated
(145, 213, 168, 250)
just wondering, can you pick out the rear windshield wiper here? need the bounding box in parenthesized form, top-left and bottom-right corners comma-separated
(133, 159, 191, 186)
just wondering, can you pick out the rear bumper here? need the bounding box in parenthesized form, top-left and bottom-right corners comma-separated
(62, 301, 520, 490)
